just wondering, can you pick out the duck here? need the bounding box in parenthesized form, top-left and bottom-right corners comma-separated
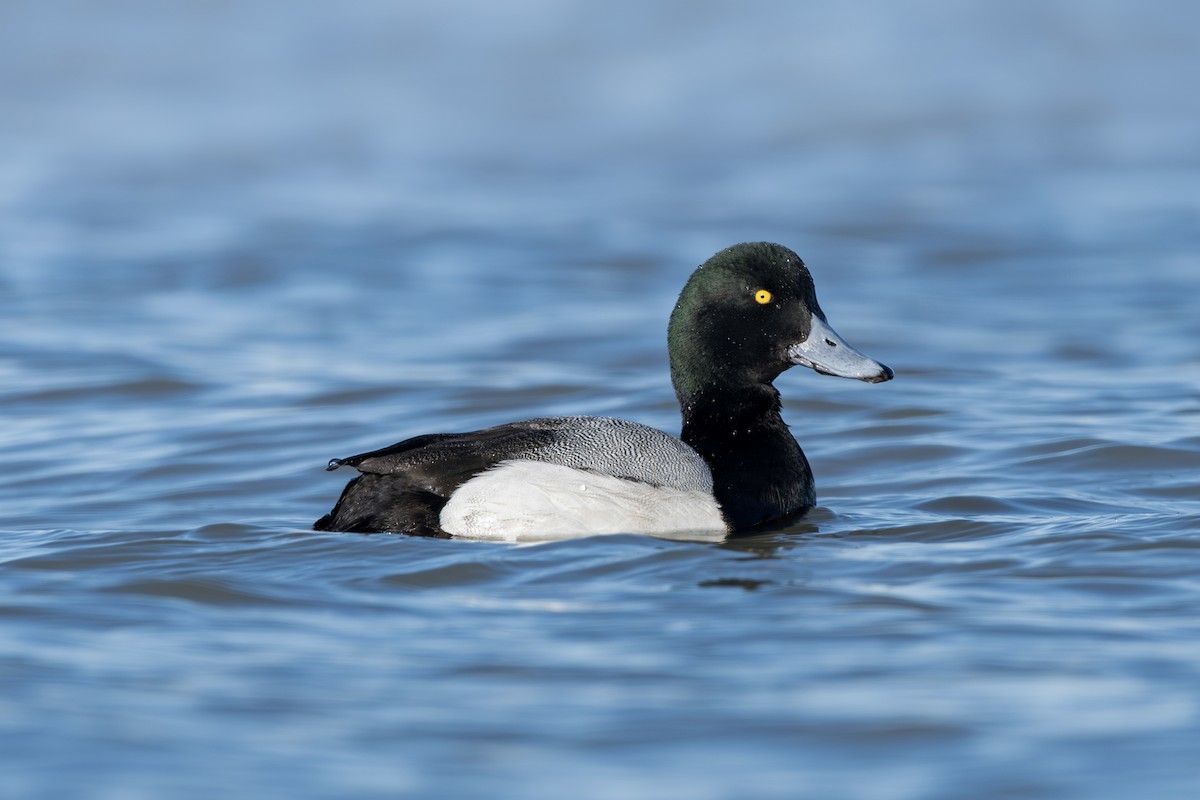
(314, 242, 893, 540)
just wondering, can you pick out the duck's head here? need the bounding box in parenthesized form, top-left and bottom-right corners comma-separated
(667, 242, 894, 399)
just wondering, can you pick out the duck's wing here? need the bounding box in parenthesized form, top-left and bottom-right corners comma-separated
(315, 423, 559, 535)
(326, 421, 559, 495)
(326, 416, 712, 495)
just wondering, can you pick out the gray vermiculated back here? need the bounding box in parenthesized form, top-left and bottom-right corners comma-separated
(520, 416, 713, 492)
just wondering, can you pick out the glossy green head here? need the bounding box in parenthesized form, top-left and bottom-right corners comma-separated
(667, 242, 892, 403)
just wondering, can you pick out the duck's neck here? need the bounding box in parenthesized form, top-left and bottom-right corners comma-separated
(678, 381, 815, 531)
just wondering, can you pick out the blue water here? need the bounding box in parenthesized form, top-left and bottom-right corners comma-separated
(3, 1, 1200, 798)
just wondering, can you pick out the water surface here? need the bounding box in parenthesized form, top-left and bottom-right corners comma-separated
(2, 2, 1199, 798)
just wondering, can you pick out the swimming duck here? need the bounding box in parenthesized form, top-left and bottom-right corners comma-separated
(314, 242, 893, 540)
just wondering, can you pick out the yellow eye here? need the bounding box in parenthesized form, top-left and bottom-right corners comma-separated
(754, 289, 772, 305)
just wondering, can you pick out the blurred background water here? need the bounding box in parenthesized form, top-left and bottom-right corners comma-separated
(2, 1, 1199, 798)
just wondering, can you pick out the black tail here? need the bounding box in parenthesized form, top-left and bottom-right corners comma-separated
(313, 474, 451, 537)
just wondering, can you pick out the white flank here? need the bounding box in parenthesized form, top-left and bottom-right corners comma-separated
(440, 460, 727, 543)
